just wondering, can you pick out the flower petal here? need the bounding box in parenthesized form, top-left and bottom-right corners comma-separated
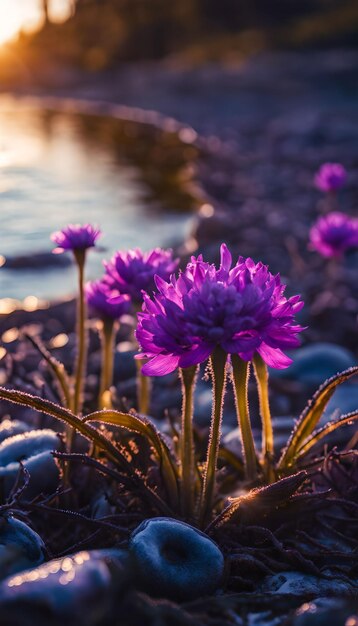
(141, 354, 180, 376)
(257, 344, 293, 369)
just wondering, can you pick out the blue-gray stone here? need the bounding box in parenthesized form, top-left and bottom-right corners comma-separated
(325, 383, 358, 416)
(0, 420, 32, 444)
(0, 549, 130, 623)
(0, 516, 45, 579)
(130, 517, 225, 601)
(0, 430, 61, 498)
(272, 343, 356, 386)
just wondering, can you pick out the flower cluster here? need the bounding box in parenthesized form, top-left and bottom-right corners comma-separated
(314, 163, 346, 193)
(104, 248, 178, 304)
(309, 212, 358, 258)
(51, 224, 101, 253)
(136, 245, 304, 375)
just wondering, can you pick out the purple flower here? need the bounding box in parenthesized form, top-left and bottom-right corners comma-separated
(309, 212, 358, 258)
(51, 224, 101, 253)
(104, 248, 179, 303)
(86, 279, 130, 320)
(135, 245, 304, 375)
(314, 163, 347, 193)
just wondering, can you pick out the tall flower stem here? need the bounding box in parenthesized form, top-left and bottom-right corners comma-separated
(73, 249, 87, 418)
(134, 303, 151, 415)
(200, 346, 227, 527)
(179, 365, 198, 519)
(253, 353, 274, 480)
(135, 359, 151, 415)
(99, 318, 116, 410)
(231, 354, 257, 482)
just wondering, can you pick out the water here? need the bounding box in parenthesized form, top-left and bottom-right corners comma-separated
(0, 97, 195, 301)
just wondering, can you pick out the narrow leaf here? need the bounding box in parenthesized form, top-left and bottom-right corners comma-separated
(278, 366, 358, 469)
(295, 410, 358, 460)
(207, 471, 307, 531)
(83, 409, 179, 506)
(25, 333, 72, 408)
(0, 387, 173, 515)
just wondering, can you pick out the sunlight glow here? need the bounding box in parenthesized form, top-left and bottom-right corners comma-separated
(0, 0, 72, 46)
(0, 2, 33, 45)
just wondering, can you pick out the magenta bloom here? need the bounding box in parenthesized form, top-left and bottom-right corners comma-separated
(314, 163, 347, 193)
(104, 248, 179, 303)
(51, 224, 101, 253)
(86, 279, 130, 320)
(136, 245, 304, 375)
(309, 212, 358, 258)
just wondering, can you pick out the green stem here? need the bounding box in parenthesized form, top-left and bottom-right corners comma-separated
(231, 355, 257, 482)
(179, 365, 198, 519)
(134, 303, 151, 415)
(73, 249, 87, 417)
(253, 354, 274, 472)
(99, 318, 116, 409)
(200, 346, 227, 526)
(136, 359, 151, 415)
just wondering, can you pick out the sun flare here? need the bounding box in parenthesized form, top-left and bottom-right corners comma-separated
(0, 2, 26, 45)
(0, 0, 72, 46)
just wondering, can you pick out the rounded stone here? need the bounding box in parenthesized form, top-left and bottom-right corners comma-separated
(272, 343, 356, 386)
(0, 516, 45, 579)
(0, 430, 61, 498)
(0, 420, 32, 444)
(129, 517, 225, 601)
(0, 549, 130, 624)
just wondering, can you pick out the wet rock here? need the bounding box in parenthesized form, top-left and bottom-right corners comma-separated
(0, 549, 131, 626)
(260, 571, 358, 597)
(2, 252, 72, 270)
(0, 516, 45, 580)
(0, 420, 33, 444)
(0, 430, 61, 498)
(272, 343, 356, 387)
(129, 517, 225, 601)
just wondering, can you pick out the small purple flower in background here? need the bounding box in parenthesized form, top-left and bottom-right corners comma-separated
(86, 279, 131, 320)
(309, 211, 358, 259)
(50, 223, 102, 418)
(104, 247, 179, 304)
(51, 224, 101, 253)
(136, 244, 304, 375)
(314, 163, 347, 193)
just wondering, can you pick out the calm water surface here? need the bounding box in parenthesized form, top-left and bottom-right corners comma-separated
(0, 97, 193, 301)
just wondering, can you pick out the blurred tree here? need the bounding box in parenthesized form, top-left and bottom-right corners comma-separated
(42, 0, 50, 24)
(29, 0, 358, 68)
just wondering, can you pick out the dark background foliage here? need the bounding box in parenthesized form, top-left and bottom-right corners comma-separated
(17, 0, 358, 70)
